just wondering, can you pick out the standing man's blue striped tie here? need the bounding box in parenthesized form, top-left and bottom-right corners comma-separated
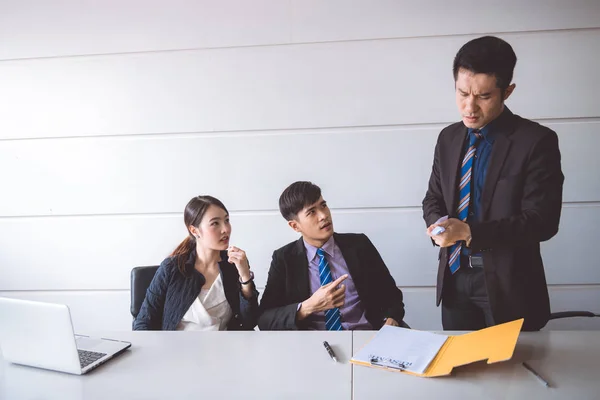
(448, 129, 483, 274)
(317, 248, 343, 331)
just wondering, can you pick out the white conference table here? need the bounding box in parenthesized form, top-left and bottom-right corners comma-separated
(353, 330, 600, 400)
(2, 330, 600, 400)
(0, 331, 353, 400)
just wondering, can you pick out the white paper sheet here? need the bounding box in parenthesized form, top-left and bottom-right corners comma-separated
(351, 326, 449, 374)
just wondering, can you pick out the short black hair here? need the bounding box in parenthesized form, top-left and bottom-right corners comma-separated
(279, 181, 322, 221)
(453, 36, 517, 91)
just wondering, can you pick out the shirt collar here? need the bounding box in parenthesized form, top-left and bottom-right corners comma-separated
(469, 105, 511, 141)
(303, 235, 336, 262)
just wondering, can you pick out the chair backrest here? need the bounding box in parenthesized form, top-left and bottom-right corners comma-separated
(130, 266, 159, 318)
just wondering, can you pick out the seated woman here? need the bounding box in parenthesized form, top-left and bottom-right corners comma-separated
(134, 195, 259, 331)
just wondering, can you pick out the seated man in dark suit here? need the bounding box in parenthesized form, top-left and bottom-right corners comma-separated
(258, 181, 406, 330)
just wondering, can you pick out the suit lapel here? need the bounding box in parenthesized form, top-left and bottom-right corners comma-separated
(334, 234, 363, 293)
(291, 237, 311, 300)
(481, 109, 516, 217)
(481, 135, 510, 217)
(218, 254, 239, 313)
(447, 126, 468, 215)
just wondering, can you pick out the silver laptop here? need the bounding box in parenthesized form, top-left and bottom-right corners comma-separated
(0, 297, 131, 375)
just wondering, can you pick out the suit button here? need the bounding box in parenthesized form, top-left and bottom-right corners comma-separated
(234, 314, 240, 319)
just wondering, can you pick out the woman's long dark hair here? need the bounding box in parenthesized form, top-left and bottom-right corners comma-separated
(171, 195, 228, 275)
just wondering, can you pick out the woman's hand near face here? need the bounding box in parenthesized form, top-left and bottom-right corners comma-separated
(228, 246, 255, 300)
(227, 246, 251, 282)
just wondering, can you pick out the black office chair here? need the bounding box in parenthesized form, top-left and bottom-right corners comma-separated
(130, 265, 159, 319)
(549, 311, 600, 320)
(545, 310, 600, 330)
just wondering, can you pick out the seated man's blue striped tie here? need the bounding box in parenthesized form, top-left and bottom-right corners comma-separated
(448, 129, 483, 274)
(317, 248, 343, 331)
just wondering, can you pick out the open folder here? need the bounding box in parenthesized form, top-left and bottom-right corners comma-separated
(351, 318, 523, 377)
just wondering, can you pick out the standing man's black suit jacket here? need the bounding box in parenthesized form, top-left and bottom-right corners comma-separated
(258, 233, 405, 330)
(423, 108, 564, 331)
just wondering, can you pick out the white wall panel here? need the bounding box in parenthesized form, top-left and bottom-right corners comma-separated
(2, 0, 598, 61)
(0, 291, 131, 332)
(1, 206, 597, 291)
(0, 214, 183, 291)
(541, 205, 600, 285)
(1, 30, 598, 140)
(0, 0, 291, 60)
(292, 0, 600, 43)
(1, 121, 597, 217)
(0, 210, 435, 291)
(548, 121, 600, 203)
(398, 288, 443, 331)
(0, 127, 436, 216)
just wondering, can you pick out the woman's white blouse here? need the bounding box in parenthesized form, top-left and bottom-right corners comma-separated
(176, 273, 233, 331)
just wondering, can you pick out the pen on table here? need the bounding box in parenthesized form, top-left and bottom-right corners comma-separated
(323, 341, 338, 363)
(522, 362, 550, 388)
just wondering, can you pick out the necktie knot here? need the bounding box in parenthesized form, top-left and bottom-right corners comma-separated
(469, 129, 483, 146)
(317, 248, 325, 257)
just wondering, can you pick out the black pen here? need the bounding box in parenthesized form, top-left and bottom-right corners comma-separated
(323, 341, 338, 363)
(522, 362, 550, 388)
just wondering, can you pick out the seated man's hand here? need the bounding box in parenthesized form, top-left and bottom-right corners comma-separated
(297, 274, 348, 320)
(384, 318, 399, 327)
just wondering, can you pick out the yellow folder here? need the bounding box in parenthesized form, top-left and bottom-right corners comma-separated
(351, 318, 523, 377)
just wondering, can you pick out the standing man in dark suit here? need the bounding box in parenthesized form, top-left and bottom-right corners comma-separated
(423, 36, 564, 331)
(258, 181, 406, 330)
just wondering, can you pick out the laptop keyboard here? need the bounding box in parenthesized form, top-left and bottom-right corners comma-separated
(78, 350, 107, 369)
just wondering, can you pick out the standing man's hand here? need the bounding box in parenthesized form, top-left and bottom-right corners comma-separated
(383, 318, 399, 327)
(427, 218, 471, 247)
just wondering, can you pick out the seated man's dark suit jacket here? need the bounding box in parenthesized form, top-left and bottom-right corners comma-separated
(258, 232, 405, 330)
